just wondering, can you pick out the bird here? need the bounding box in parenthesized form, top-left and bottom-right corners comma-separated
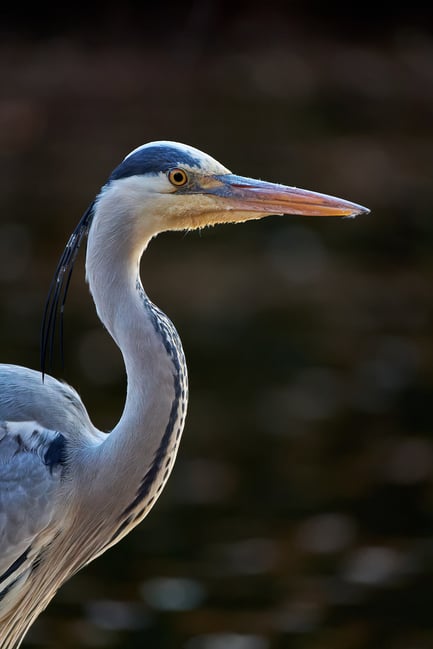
(0, 141, 369, 647)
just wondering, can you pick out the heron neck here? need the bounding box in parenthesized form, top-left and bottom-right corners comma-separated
(84, 205, 188, 516)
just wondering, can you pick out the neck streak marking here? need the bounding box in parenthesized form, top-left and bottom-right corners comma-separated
(118, 281, 187, 525)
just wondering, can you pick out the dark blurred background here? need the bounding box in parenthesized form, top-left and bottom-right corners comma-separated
(1, 2, 433, 648)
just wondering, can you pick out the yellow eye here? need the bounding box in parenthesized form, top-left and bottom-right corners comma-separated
(168, 167, 189, 187)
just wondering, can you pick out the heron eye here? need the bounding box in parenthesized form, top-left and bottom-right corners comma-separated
(168, 168, 188, 187)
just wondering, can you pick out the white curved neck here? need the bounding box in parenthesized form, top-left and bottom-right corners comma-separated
(83, 187, 188, 521)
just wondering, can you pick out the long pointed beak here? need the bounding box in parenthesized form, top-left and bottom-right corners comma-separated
(209, 174, 369, 218)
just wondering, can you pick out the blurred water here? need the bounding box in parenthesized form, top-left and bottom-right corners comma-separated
(1, 5, 433, 649)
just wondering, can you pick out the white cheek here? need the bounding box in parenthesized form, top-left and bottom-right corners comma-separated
(114, 173, 174, 196)
(146, 174, 176, 194)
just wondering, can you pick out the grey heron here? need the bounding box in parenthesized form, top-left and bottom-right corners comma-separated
(0, 141, 369, 647)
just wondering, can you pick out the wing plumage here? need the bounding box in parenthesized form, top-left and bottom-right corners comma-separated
(0, 364, 104, 441)
(0, 364, 105, 633)
(0, 421, 66, 615)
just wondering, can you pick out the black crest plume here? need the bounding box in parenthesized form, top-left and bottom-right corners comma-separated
(40, 202, 95, 377)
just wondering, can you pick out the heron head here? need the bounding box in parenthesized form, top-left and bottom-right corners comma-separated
(42, 141, 369, 373)
(98, 141, 369, 239)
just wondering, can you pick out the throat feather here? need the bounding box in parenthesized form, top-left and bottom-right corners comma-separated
(117, 282, 188, 523)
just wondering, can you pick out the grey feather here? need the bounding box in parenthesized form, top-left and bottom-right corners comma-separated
(0, 141, 367, 648)
(0, 421, 65, 614)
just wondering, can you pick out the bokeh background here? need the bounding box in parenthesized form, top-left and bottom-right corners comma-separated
(1, 2, 433, 648)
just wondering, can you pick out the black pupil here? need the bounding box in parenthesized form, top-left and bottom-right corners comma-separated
(173, 171, 184, 183)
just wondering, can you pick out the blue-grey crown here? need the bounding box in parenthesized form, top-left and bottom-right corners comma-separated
(109, 143, 203, 181)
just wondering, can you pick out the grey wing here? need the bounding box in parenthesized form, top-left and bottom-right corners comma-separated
(0, 364, 104, 442)
(0, 364, 105, 612)
(0, 420, 66, 610)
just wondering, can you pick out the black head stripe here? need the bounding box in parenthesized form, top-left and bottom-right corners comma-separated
(109, 144, 202, 181)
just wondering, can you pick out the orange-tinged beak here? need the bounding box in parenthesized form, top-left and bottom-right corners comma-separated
(208, 174, 369, 218)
